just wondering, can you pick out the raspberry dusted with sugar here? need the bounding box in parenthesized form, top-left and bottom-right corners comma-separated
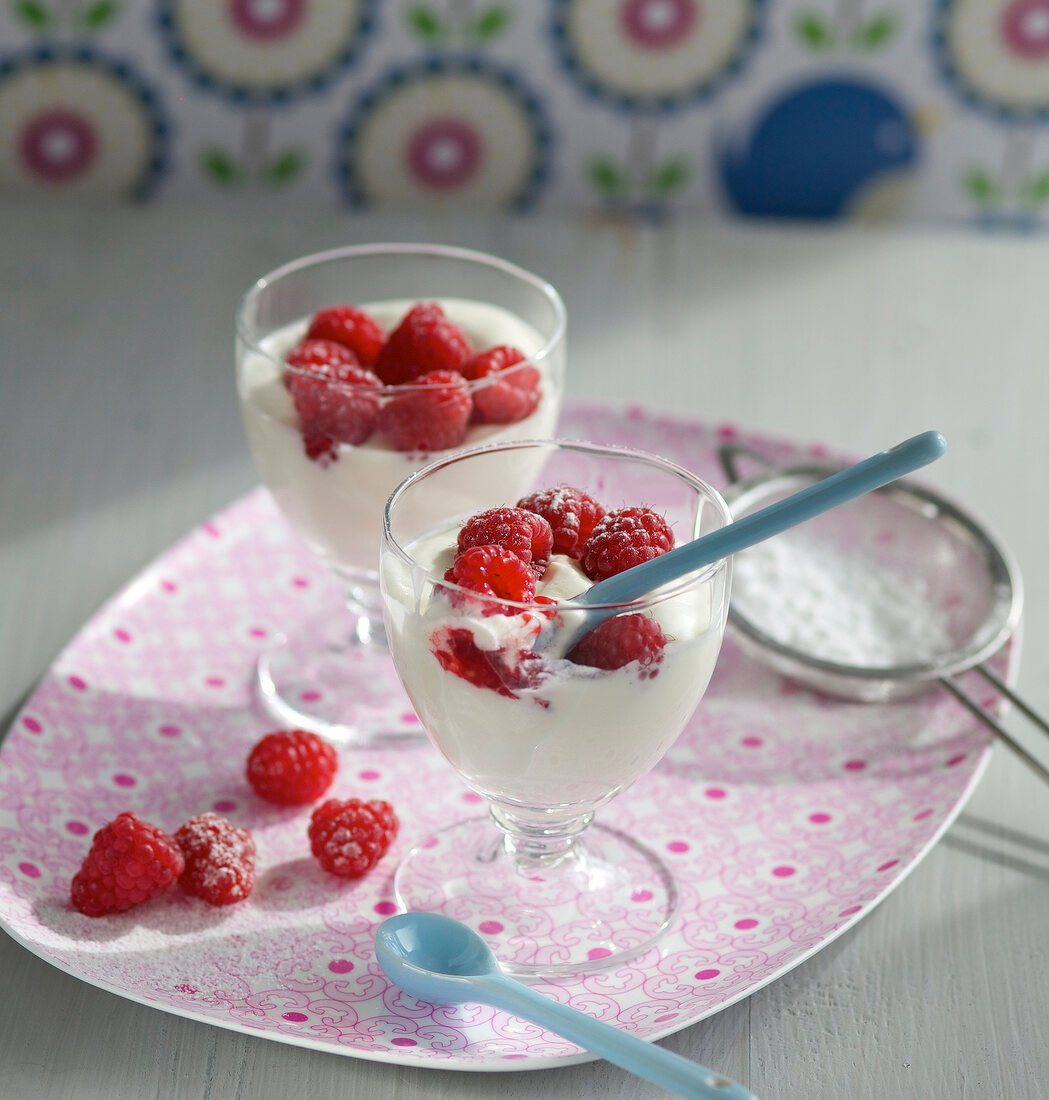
(460, 345, 540, 424)
(445, 545, 537, 607)
(568, 613, 667, 676)
(308, 798, 399, 878)
(517, 486, 606, 560)
(374, 302, 472, 385)
(306, 304, 385, 367)
(580, 507, 674, 582)
(377, 369, 472, 452)
(175, 813, 256, 907)
(458, 507, 554, 576)
(70, 812, 184, 917)
(246, 728, 338, 806)
(283, 343, 383, 460)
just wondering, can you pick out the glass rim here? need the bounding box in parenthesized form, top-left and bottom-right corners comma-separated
(382, 437, 733, 614)
(234, 241, 567, 392)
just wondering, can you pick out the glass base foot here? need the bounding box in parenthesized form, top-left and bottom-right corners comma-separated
(393, 814, 679, 977)
(255, 609, 426, 748)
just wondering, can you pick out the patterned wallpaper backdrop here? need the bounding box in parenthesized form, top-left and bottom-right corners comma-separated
(0, 0, 1047, 228)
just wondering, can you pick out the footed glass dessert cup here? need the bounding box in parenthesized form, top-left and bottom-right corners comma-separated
(236, 243, 566, 747)
(380, 440, 732, 976)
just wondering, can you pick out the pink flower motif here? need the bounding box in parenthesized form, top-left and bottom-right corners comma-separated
(229, 0, 307, 41)
(406, 118, 483, 189)
(620, 0, 699, 50)
(1000, 0, 1049, 59)
(19, 109, 98, 182)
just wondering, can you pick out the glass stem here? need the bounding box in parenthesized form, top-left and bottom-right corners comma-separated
(489, 805, 595, 871)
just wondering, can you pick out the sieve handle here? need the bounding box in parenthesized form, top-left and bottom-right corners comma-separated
(940, 672, 1049, 786)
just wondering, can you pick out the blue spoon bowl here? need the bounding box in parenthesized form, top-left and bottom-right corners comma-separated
(376, 911, 758, 1100)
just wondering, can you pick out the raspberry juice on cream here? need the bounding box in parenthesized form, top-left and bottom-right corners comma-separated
(382, 524, 726, 814)
(238, 298, 562, 581)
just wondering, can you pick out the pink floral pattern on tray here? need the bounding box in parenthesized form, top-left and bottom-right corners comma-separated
(0, 405, 1013, 1071)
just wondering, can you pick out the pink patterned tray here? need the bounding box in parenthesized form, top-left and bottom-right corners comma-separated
(0, 405, 1009, 1072)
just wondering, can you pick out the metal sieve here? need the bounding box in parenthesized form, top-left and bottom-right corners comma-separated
(719, 442, 1049, 785)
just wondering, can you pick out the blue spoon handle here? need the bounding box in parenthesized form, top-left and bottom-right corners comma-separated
(480, 973, 757, 1100)
(579, 430, 946, 610)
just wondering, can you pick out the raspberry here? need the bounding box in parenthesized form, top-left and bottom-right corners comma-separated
(285, 338, 359, 372)
(308, 798, 399, 878)
(70, 812, 184, 917)
(444, 544, 537, 608)
(174, 813, 256, 907)
(460, 345, 540, 424)
(517, 486, 606, 560)
(283, 342, 382, 460)
(580, 507, 675, 582)
(306, 304, 385, 367)
(246, 728, 338, 806)
(430, 625, 544, 698)
(458, 507, 554, 577)
(567, 613, 667, 676)
(377, 369, 472, 452)
(374, 303, 472, 385)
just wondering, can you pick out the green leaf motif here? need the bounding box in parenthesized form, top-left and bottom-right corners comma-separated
(469, 5, 511, 42)
(853, 11, 898, 51)
(794, 11, 834, 50)
(587, 155, 627, 200)
(961, 167, 1001, 208)
(405, 4, 446, 42)
(13, 0, 53, 29)
(200, 147, 243, 188)
(1020, 170, 1049, 207)
(78, 0, 121, 30)
(263, 148, 306, 187)
(647, 157, 691, 198)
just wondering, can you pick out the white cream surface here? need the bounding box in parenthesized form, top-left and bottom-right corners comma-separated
(237, 298, 562, 580)
(382, 524, 726, 812)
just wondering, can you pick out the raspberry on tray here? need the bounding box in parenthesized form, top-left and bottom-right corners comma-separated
(175, 813, 256, 907)
(308, 797, 399, 878)
(70, 811, 185, 917)
(246, 728, 338, 806)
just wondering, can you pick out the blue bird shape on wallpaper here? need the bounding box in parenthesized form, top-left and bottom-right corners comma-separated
(716, 77, 923, 220)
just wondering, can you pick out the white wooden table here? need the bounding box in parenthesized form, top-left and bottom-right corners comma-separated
(2, 199, 1047, 1100)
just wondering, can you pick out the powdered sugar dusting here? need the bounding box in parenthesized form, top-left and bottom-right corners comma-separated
(733, 532, 956, 667)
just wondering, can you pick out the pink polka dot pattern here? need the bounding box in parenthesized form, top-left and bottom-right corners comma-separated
(0, 405, 1008, 1071)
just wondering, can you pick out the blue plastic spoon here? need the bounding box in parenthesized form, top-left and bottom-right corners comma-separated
(375, 911, 758, 1100)
(546, 430, 947, 653)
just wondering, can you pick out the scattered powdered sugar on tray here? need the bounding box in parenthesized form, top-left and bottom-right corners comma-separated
(732, 532, 956, 667)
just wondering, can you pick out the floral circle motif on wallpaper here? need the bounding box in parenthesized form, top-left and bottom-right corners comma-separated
(155, 0, 377, 105)
(335, 58, 553, 209)
(932, 0, 1049, 120)
(0, 48, 169, 199)
(550, 0, 769, 113)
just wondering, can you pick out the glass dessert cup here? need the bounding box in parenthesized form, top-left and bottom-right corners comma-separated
(235, 243, 566, 747)
(380, 440, 732, 976)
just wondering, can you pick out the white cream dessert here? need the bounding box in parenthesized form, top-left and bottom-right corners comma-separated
(237, 298, 562, 580)
(382, 520, 725, 812)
